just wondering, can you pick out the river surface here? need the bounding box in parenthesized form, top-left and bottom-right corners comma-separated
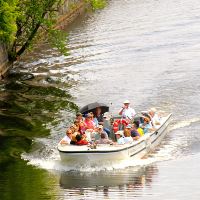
(1, 0, 200, 199)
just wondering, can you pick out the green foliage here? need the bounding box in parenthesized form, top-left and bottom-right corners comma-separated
(0, 0, 66, 59)
(87, 0, 106, 10)
(1, 0, 106, 61)
(7, 0, 69, 61)
(0, 0, 19, 43)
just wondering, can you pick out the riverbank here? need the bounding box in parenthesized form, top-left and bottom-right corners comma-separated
(0, 0, 88, 79)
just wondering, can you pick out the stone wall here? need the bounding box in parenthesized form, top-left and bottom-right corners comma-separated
(56, 0, 87, 28)
(0, 0, 88, 78)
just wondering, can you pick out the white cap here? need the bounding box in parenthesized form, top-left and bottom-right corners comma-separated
(149, 107, 157, 113)
(98, 125, 103, 129)
(115, 130, 124, 136)
(123, 100, 130, 104)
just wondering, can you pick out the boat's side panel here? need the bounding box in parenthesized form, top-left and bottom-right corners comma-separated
(128, 140, 147, 159)
(149, 114, 172, 150)
(59, 149, 129, 163)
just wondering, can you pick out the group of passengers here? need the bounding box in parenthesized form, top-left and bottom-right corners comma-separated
(60, 107, 112, 146)
(60, 100, 161, 146)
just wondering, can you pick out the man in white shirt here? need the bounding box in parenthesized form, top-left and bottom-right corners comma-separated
(60, 129, 73, 145)
(148, 108, 161, 126)
(119, 100, 136, 120)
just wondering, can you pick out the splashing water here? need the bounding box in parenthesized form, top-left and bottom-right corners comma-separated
(169, 117, 200, 131)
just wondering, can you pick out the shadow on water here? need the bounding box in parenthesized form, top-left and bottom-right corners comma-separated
(0, 71, 78, 166)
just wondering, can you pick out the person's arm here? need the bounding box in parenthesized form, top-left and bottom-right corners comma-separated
(132, 136, 140, 140)
(131, 108, 136, 118)
(119, 107, 125, 115)
(60, 139, 68, 144)
(60, 136, 70, 145)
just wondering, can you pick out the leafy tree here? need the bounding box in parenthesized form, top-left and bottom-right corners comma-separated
(10, 0, 67, 61)
(0, 0, 18, 43)
(0, 0, 106, 62)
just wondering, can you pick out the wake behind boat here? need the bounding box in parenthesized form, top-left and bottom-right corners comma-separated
(58, 112, 172, 164)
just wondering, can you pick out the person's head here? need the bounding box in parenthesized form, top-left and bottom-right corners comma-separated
(123, 100, 130, 108)
(149, 108, 156, 117)
(126, 124, 132, 129)
(89, 112, 94, 119)
(66, 129, 73, 139)
(143, 117, 150, 124)
(95, 107, 102, 115)
(115, 130, 124, 139)
(71, 135, 77, 143)
(100, 132, 106, 139)
(124, 129, 131, 137)
(74, 120, 80, 126)
(72, 123, 79, 132)
(76, 113, 83, 121)
(85, 113, 92, 121)
(70, 125, 76, 133)
(75, 134, 82, 142)
(133, 121, 139, 129)
(97, 125, 103, 133)
(124, 124, 132, 137)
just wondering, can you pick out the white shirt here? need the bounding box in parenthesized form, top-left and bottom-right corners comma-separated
(61, 135, 71, 144)
(120, 107, 136, 119)
(124, 136, 133, 144)
(152, 113, 160, 126)
(117, 137, 125, 145)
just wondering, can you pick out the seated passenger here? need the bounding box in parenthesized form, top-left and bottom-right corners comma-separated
(148, 108, 161, 126)
(79, 120, 86, 134)
(90, 112, 99, 127)
(75, 134, 88, 145)
(124, 124, 132, 137)
(133, 121, 144, 136)
(94, 107, 104, 125)
(60, 129, 73, 145)
(96, 133, 113, 144)
(73, 120, 81, 134)
(141, 117, 155, 134)
(131, 123, 140, 140)
(84, 113, 96, 130)
(124, 125, 133, 143)
(94, 107, 111, 137)
(76, 112, 84, 123)
(115, 131, 125, 145)
(70, 134, 77, 145)
(91, 125, 108, 141)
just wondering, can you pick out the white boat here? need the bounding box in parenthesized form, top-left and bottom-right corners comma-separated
(58, 113, 172, 164)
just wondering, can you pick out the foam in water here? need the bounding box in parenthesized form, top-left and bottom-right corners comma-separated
(22, 148, 172, 172)
(169, 117, 200, 131)
(22, 117, 200, 172)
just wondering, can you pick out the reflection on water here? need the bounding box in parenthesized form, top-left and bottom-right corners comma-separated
(60, 165, 157, 188)
(59, 165, 157, 199)
(0, 73, 78, 165)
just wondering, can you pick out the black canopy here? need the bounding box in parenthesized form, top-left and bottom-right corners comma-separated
(79, 102, 109, 115)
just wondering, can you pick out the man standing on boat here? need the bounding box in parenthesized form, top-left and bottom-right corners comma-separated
(119, 100, 136, 120)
